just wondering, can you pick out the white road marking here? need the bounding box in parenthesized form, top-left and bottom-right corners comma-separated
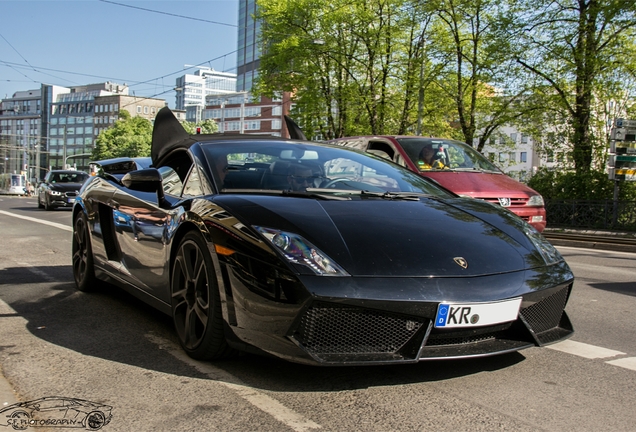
(606, 357, 636, 372)
(146, 333, 321, 432)
(16, 262, 59, 283)
(547, 340, 625, 359)
(556, 246, 636, 256)
(566, 261, 636, 277)
(0, 210, 72, 232)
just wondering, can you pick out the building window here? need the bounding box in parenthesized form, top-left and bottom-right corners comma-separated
(520, 152, 527, 163)
(137, 106, 142, 113)
(509, 152, 515, 162)
(245, 121, 260, 130)
(272, 106, 282, 116)
(499, 153, 506, 163)
(144, 106, 149, 114)
(271, 119, 281, 130)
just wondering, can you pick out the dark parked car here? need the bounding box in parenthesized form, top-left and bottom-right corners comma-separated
(329, 136, 547, 232)
(88, 156, 152, 180)
(71, 107, 574, 366)
(37, 170, 89, 210)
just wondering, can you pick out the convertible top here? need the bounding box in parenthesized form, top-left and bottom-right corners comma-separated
(151, 107, 297, 167)
(151, 107, 197, 167)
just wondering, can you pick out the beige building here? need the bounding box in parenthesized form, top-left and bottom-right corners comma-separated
(93, 95, 166, 137)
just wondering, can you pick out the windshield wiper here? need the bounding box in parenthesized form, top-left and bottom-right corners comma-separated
(221, 188, 351, 200)
(306, 188, 435, 201)
(359, 191, 423, 201)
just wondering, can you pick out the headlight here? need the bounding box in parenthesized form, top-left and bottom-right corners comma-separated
(254, 226, 349, 276)
(527, 195, 544, 206)
(48, 190, 62, 196)
(524, 226, 562, 265)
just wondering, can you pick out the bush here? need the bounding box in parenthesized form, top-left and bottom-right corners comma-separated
(528, 168, 636, 201)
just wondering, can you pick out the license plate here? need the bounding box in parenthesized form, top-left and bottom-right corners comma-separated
(67, 198, 75, 204)
(434, 298, 522, 328)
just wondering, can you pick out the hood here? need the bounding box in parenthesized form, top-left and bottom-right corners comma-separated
(215, 195, 543, 277)
(49, 183, 84, 192)
(422, 170, 540, 199)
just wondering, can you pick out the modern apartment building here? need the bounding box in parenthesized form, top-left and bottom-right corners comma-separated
(93, 94, 166, 137)
(47, 82, 129, 171)
(481, 126, 542, 182)
(175, 67, 237, 122)
(0, 89, 42, 179)
(236, 0, 260, 92)
(204, 92, 291, 137)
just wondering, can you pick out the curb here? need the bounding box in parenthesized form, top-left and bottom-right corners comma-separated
(0, 367, 19, 408)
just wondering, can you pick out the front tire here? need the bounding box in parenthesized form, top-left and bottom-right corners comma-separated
(72, 211, 97, 292)
(44, 196, 52, 211)
(171, 231, 234, 360)
(37, 193, 44, 209)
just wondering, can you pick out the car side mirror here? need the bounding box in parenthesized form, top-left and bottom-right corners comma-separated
(121, 168, 167, 206)
(122, 168, 162, 191)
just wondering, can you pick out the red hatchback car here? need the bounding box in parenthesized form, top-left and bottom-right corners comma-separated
(330, 136, 546, 232)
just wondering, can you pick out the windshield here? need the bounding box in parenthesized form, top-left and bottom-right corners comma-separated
(49, 172, 89, 183)
(397, 138, 502, 173)
(203, 141, 455, 198)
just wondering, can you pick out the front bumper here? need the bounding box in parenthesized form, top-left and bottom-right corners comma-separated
(48, 193, 77, 207)
(221, 258, 574, 366)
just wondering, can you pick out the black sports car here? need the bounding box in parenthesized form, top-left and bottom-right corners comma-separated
(71, 107, 574, 366)
(37, 169, 89, 210)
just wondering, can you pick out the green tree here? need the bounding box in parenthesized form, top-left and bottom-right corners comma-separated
(181, 119, 218, 134)
(516, 0, 636, 173)
(92, 110, 153, 160)
(421, 0, 543, 151)
(529, 168, 636, 200)
(255, 0, 447, 138)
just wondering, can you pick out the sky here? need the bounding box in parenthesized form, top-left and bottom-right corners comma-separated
(0, 0, 238, 107)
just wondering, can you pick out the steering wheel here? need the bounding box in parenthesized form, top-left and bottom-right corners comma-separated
(321, 178, 350, 188)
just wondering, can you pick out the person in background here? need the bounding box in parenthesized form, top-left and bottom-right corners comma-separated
(417, 144, 446, 170)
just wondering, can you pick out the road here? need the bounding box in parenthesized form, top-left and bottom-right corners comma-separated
(0, 195, 635, 431)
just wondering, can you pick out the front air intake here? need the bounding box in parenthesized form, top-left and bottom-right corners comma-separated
(520, 285, 573, 345)
(292, 304, 426, 362)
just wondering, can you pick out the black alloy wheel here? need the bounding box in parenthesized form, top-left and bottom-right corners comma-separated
(171, 231, 234, 360)
(72, 212, 97, 292)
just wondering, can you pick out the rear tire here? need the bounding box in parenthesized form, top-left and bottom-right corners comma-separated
(171, 231, 235, 360)
(72, 211, 97, 292)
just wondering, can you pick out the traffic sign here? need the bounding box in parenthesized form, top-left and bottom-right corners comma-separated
(610, 127, 636, 141)
(614, 118, 636, 128)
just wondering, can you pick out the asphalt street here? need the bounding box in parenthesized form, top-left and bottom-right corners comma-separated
(1, 194, 635, 431)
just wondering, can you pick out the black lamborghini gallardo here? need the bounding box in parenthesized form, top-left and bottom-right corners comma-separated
(71, 107, 574, 365)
